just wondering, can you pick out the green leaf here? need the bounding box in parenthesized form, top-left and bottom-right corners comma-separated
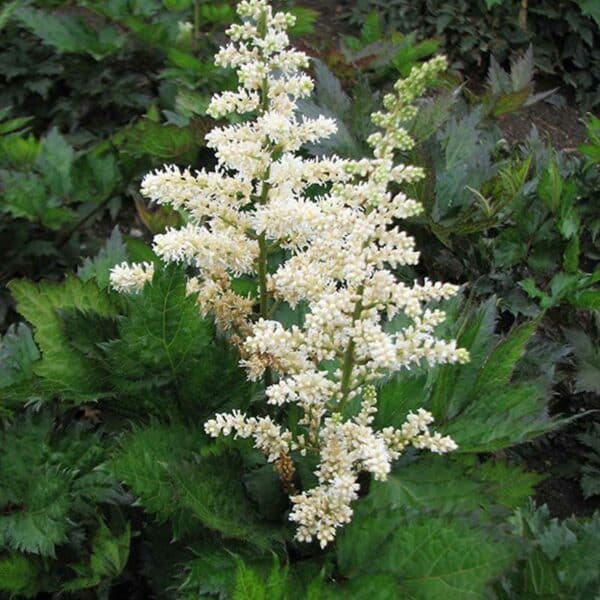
(0, 323, 40, 389)
(579, 425, 600, 498)
(473, 320, 538, 394)
(477, 462, 544, 509)
(175, 454, 281, 548)
(519, 278, 553, 309)
(15, 6, 124, 59)
(8, 277, 116, 401)
(537, 155, 563, 213)
(0, 171, 48, 223)
(163, 0, 193, 10)
(367, 456, 540, 515)
(111, 424, 281, 547)
(36, 127, 74, 198)
(338, 508, 517, 599)
(0, 115, 33, 136)
(571, 289, 600, 310)
(509, 502, 600, 596)
(78, 227, 128, 289)
(114, 118, 201, 160)
(491, 87, 532, 117)
(0, 415, 119, 557)
(110, 423, 198, 522)
(288, 7, 318, 36)
(564, 329, 600, 395)
(563, 236, 580, 273)
(579, 114, 600, 163)
(0, 1, 21, 32)
(63, 519, 130, 591)
(429, 296, 497, 419)
(105, 264, 212, 410)
(579, 0, 600, 27)
(493, 229, 528, 267)
(0, 133, 40, 166)
(0, 553, 43, 598)
(375, 371, 428, 428)
(232, 558, 270, 600)
(446, 383, 558, 453)
(361, 11, 382, 45)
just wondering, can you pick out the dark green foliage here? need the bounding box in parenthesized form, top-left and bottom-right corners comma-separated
(0, 415, 123, 557)
(378, 297, 557, 452)
(8, 276, 117, 402)
(0, 324, 39, 392)
(578, 424, 600, 499)
(337, 506, 518, 599)
(348, 0, 600, 109)
(110, 423, 282, 546)
(0, 412, 128, 597)
(502, 502, 600, 597)
(0, 0, 235, 333)
(0, 553, 45, 598)
(78, 227, 129, 290)
(8, 258, 250, 418)
(104, 264, 212, 411)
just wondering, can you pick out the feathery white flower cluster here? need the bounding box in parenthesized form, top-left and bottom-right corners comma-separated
(109, 0, 469, 547)
(109, 261, 154, 294)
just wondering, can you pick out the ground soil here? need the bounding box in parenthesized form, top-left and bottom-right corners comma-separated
(497, 99, 587, 152)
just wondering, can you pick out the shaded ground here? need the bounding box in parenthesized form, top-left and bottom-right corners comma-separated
(498, 99, 587, 152)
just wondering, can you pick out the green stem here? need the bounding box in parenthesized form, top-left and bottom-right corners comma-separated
(258, 232, 269, 319)
(337, 287, 364, 414)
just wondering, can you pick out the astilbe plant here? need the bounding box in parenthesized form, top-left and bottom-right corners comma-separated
(109, 0, 469, 548)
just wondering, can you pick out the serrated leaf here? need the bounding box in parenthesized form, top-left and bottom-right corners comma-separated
(8, 277, 116, 401)
(287, 7, 318, 36)
(563, 235, 580, 273)
(493, 228, 528, 267)
(0, 553, 43, 598)
(473, 320, 538, 393)
(491, 87, 532, 116)
(0, 415, 118, 557)
(114, 118, 201, 160)
(15, 6, 124, 59)
(63, 519, 130, 591)
(313, 59, 351, 118)
(111, 424, 281, 547)
(477, 462, 543, 509)
(78, 227, 128, 289)
(36, 127, 74, 198)
(338, 508, 517, 599)
(105, 264, 212, 409)
(564, 329, 600, 395)
(0, 323, 40, 389)
(446, 383, 558, 453)
(537, 155, 563, 213)
(510, 46, 535, 91)
(368, 456, 540, 515)
(360, 11, 381, 45)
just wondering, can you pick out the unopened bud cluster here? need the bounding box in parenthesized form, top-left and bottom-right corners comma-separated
(110, 0, 468, 548)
